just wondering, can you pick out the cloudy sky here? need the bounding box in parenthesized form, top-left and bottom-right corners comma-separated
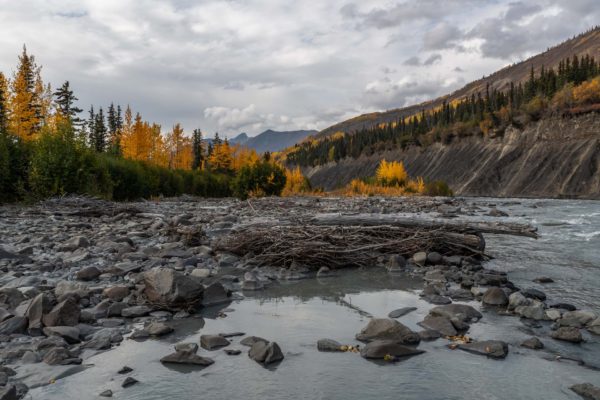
(0, 0, 598, 137)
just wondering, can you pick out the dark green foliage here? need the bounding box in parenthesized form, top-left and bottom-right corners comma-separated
(192, 128, 203, 170)
(107, 103, 123, 156)
(232, 161, 286, 200)
(53, 81, 83, 126)
(0, 132, 31, 203)
(424, 181, 453, 197)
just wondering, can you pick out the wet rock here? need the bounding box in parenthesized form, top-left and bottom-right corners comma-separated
(0, 289, 25, 310)
(458, 340, 509, 359)
(520, 337, 544, 350)
(551, 327, 583, 343)
(43, 347, 81, 365)
(241, 275, 264, 291)
(54, 281, 89, 299)
(190, 268, 211, 279)
(355, 318, 420, 345)
(482, 287, 509, 306)
(248, 341, 284, 364)
(521, 288, 547, 301)
(118, 366, 133, 374)
(571, 383, 600, 400)
(545, 309, 562, 321)
(558, 310, 597, 328)
(360, 340, 425, 360)
(0, 316, 28, 335)
(147, 322, 173, 336)
(106, 302, 127, 318)
(423, 294, 452, 305)
(515, 301, 546, 320)
(42, 298, 80, 327)
(37, 336, 68, 352)
(413, 252, 427, 266)
(418, 329, 442, 341)
(99, 389, 113, 397)
(175, 343, 198, 353)
(487, 208, 508, 217)
(21, 350, 40, 363)
(0, 385, 17, 400)
(418, 316, 457, 337)
(224, 349, 241, 355)
(219, 332, 245, 338)
(43, 326, 81, 344)
(508, 292, 531, 311)
(121, 306, 152, 318)
(160, 351, 214, 367)
(129, 329, 150, 340)
(143, 268, 204, 308)
(102, 286, 129, 302)
(550, 303, 577, 312)
(317, 339, 343, 352)
(25, 293, 55, 335)
(0, 308, 13, 323)
(588, 318, 600, 335)
(75, 266, 101, 281)
(200, 334, 230, 350)
(429, 304, 482, 323)
(388, 307, 417, 319)
(240, 336, 268, 347)
(58, 236, 90, 252)
(201, 283, 230, 307)
(122, 377, 139, 388)
(533, 277, 554, 284)
(427, 252, 443, 264)
(473, 271, 507, 286)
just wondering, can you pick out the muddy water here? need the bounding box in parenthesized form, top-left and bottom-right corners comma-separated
(29, 198, 600, 400)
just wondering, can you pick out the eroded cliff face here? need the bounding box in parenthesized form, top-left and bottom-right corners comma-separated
(304, 113, 600, 199)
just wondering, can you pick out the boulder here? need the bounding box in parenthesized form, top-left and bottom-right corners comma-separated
(121, 306, 152, 318)
(545, 309, 562, 321)
(387, 255, 406, 271)
(0, 289, 25, 310)
(520, 337, 544, 350)
(418, 329, 442, 341)
(429, 304, 482, 323)
(240, 336, 268, 347)
(508, 292, 531, 311)
(355, 318, 420, 345)
(413, 252, 427, 266)
(75, 266, 101, 281)
(99, 390, 113, 398)
(122, 377, 139, 388)
(143, 268, 204, 308)
(200, 334, 230, 350)
(482, 287, 509, 306)
(174, 343, 198, 353)
(58, 236, 90, 252)
(201, 283, 230, 307)
(248, 341, 284, 364)
(54, 281, 89, 299)
(317, 339, 342, 352)
(42, 298, 80, 327)
(0, 316, 28, 335)
(360, 340, 425, 360)
(422, 294, 452, 305)
(160, 351, 215, 367)
(458, 340, 509, 359)
(571, 383, 600, 400)
(147, 322, 173, 336)
(558, 310, 597, 328)
(427, 252, 443, 264)
(43, 326, 81, 344)
(43, 347, 81, 365)
(588, 318, 600, 335)
(515, 301, 546, 320)
(521, 288, 546, 301)
(25, 293, 55, 335)
(551, 327, 583, 343)
(388, 307, 417, 319)
(0, 308, 12, 323)
(418, 316, 457, 337)
(0, 385, 17, 400)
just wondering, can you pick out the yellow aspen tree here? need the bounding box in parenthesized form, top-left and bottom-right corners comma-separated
(208, 140, 234, 173)
(167, 123, 192, 170)
(9, 46, 41, 140)
(120, 106, 135, 159)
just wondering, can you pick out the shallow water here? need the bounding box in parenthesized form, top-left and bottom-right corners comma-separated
(28, 198, 600, 400)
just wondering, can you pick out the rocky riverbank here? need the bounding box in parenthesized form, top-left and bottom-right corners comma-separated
(0, 196, 599, 399)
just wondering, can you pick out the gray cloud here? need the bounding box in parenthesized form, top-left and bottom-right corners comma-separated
(423, 22, 463, 51)
(403, 54, 442, 66)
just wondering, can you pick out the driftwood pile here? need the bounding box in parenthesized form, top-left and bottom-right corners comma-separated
(216, 214, 537, 270)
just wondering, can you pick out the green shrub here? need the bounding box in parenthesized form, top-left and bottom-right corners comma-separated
(232, 161, 286, 200)
(424, 180, 454, 197)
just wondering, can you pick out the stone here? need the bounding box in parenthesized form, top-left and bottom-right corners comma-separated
(122, 377, 139, 388)
(25, 293, 55, 335)
(240, 336, 268, 346)
(0, 308, 13, 323)
(558, 310, 597, 328)
(21, 351, 40, 364)
(429, 304, 482, 323)
(118, 366, 133, 374)
(37, 336, 68, 352)
(423, 294, 452, 305)
(0, 289, 25, 309)
(520, 337, 544, 350)
(224, 349, 241, 355)
(419, 329, 442, 341)
(201, 283, 230, 307)
(58, 236, 90, 252)
(388, 307, 417, 319)
(521, 288, 547, 301)
(550, 303, 577, 311)
(427, 252, 443, 264)
(160, 351, 214, 367)
(75, 266, 101, 281)
(129, 329, 150, 340)
(43, 347, 81, 365)
(54, 281, 89, 298)
(248, 341, 284, 364)
(200, 334, 230, 350)
(482, 287, 509, 306)
(418, 316, 457, 337)
(317, 339, 343, 352)
(355, 318, 420, 345)
(413, 252, 427, 266)
(533, 277, 554, 284)
(588, 318, 600, 335)
(143, 268, 204, 308)
(219, 332, 245, 338)
(175, 343, 198, 353)
(458, 340, 509, 359)
(42, 299, 80, 327)
(99, 389, 113, 397)
(545, 309, 562, 321)
(508, 292, 531, 311)
(571, 383, 600, 400)
(121, 306, 152, 318)
(360, 340, 425, 360)
(515, 301, 546, 320)
(43, 326, 81, 344)
(551, 327, 583, 343)
(102, 286, 129, 301)
(0, 385, 17, 400)
(190, 268, 211, 279)
(487, 208, 508, 217)
(147, 322, 173, 336)
(387, 255, 406, 271)
(0, 316, 27, 335)
(107, 302, 127, 318)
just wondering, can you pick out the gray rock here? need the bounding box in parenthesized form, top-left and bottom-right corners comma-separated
(355, 318, 420, 345)
(545, 308, 562, 321)
(174, 343, 198, 353)
(427, 252, 443, 264)
(418, 316, 457, 337)
(418, 329, 442, 341)
(160, 351, 214, 367)
(0, 316, 28, 335)
(200, 334, 230, 350)
(118, 366, 133, 374)
(388, 307, 417, 319)
(43, 347, 81, 365)
(190, 268, 211, 279)
(521, 288, 546, 301)
(360, 340, 425, 360)
(413, 252, 427, 266)
(248, 341, 284, 364)
(37, 336, 68, 352)
(551, 327, 583, 343)
(42, 299, 80, 327)
(558, 310, 597, 328)
(533, 277, 554, 284)
(429, 304, 482, 323)
(121, 377, 138, 388)
(520, 337, 544, 350)
(102, 286, 129, 302)
(21, 350, 41, 363)
(0, 289, 25, 309)
(54, 281, 89, 298)
(147, 322, 173, 336)
(25, 293, 55, 335)
(241, 279, 264, 291)
(0, 385, 17, 400)
(317, 339, 342, 352)
(143, 268, 204, 308)
(225, 349, 241, 355)
(571, 383, 600, 400)
(515, 301, 546, 320)
(99, 389, 113, 397)
(58, 236, 90, 252)
(43, 326, 81, 344)
(458, 340, 509, 359)
(75, 266, 101, 281)
(240, 336, 268, 347)
(201, 283, 230, 307)
(387, 255, 406, 271)
(482, 287, 509, 306)
(0, 308, 13, 323)
(121, 306, 152, 318)
(508, 292, 532, 311)
(588, 318, 600, 335)
(423, 294, 452, 305)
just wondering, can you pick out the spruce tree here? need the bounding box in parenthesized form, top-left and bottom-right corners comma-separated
(192, 128, 203, 170)
(53, 81, 83, 127)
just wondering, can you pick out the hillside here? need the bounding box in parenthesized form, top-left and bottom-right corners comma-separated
(234, 129, 317, 153)
(317, 27, 600, 138)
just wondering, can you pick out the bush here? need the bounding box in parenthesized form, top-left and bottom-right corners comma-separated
(232, 161, 286, 200)
(0, 133, 31, 203)
(424, 180, 454, 197)
(522, 96, 547, 121)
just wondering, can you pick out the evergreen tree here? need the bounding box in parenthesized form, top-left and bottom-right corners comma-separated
(0, 72, 8, 134)
(192, 128, 203, 170)
(89, 106, 107, 152)
(53, 81, 83, 127)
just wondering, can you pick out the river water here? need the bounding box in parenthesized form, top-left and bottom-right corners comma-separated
(28, 198, 600, 400)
